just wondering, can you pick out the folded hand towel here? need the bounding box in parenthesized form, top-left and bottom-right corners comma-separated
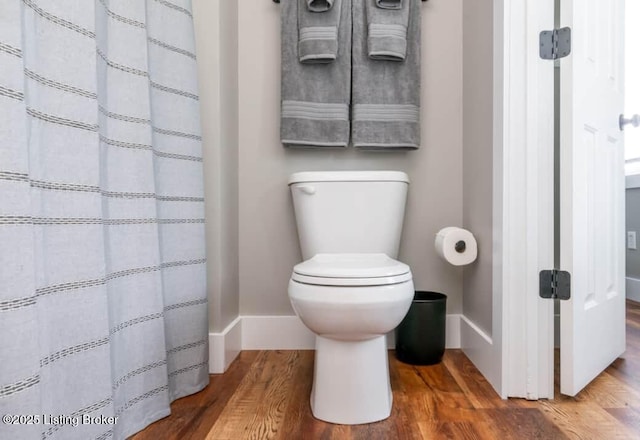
(307, 0, 334, 12)
(352, 0, 420, 150)
(299, 0, 341, 63)
(367, 0, 409, 60)
(376, 0, 402, 10)
(281, 0, 351, 147)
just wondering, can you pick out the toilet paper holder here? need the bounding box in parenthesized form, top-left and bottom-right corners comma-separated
(454, 241, 466, 253)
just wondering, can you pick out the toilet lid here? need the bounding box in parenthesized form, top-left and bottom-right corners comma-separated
(292, 253, 412, 286)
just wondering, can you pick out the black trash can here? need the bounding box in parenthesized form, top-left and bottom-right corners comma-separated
(395, 291, 447, 365)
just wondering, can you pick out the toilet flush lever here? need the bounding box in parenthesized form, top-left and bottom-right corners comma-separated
(298, 185, 316, 195)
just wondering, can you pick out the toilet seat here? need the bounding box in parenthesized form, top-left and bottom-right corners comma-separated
(292, 253, 412, 287)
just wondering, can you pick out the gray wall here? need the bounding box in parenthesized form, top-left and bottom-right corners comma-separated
(462, 0, 494, 335)
(627, 188, 640, 279)
(194, 0, 240, 332)
(237, 0, 465, 316)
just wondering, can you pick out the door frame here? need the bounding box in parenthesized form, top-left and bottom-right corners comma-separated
(498, 0, 555, 399)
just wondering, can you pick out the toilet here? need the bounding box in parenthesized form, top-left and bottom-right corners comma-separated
(287, 171, 414, 425)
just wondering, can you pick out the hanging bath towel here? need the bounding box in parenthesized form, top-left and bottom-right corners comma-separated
(352, 0, 421, 150)
(281, 0, 352, 147)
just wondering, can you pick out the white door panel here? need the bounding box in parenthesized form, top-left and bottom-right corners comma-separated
(559, 0, 626, 396)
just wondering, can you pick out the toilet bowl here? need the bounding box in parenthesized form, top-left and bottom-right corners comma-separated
(289, 253, 414, 424)
(287, 171, 412, 425)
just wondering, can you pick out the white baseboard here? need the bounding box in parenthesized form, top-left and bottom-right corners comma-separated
(209, 314, 462, 373)
(241, 315, 316, 350)
(460, 315, 500, 393)
(241, 314, 462, 350)
(627, 277, 640, 303)
(208, 316, 242, 374)
(445, 314, 461, 348)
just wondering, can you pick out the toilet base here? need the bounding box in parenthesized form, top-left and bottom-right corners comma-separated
(310, 335, 392, 425)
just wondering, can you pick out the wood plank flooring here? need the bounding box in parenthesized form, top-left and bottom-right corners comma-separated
(131, 300, 640, 439)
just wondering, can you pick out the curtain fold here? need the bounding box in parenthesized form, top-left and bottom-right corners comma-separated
(0, 1, 208, 439)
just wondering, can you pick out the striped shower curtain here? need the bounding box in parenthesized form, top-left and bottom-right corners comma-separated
(0, 1, 208, 439)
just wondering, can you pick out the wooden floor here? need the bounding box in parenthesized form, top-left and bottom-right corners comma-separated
(132, 301, 640, 439)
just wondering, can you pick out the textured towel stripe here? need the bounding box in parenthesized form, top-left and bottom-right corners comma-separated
(369, 23, 407, 38)
(113, 360, 167, 390)
(369, 23, 407, 31)
(356, 103, 418, 111)
(40, 338, 109, 367)
(97, 0, 146, 28)
(23, 0, 96, 39)
(283, 101, 348, 112)
(27, 107, 98, 131)
(25, 69, 97, 99)
(369, 30, 407, 39)
(151, 80, 199, 101)
(282, 100, 348, 121)
(0, 85, 24, 101)
(299, 26, 338, 41)
(0, 42, 22, 57)
(282, 110, 347, 121)
(353, 104, 419, 122)
(153, 0, 193, 18)
(148, 37, 196, 60)
(0, 374, 40, 398)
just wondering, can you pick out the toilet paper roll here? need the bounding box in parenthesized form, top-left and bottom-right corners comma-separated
(434, 227, 478, 266)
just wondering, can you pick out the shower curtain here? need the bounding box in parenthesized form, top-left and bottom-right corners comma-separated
(0, 1, 208, 439)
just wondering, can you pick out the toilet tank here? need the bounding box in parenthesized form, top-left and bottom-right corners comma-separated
(288, 171, 409, 260)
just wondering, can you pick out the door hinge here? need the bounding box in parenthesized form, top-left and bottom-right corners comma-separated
(539, 27, 571, 60)
(539, 270, 571, 300)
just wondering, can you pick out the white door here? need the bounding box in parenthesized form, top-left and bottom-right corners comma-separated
(559, 0, 626, 396)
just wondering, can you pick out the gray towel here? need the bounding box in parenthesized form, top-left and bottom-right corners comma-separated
(367, 0, 409, 61)
(299, 0, 341, 63)
(307, 0, 334, 12)
(352, 0, 420, 150)
(281, 0, 351, 148)
(376, 0, 402, 10)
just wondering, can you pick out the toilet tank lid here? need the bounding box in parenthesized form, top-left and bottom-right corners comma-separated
(288, 171, 409, 185)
